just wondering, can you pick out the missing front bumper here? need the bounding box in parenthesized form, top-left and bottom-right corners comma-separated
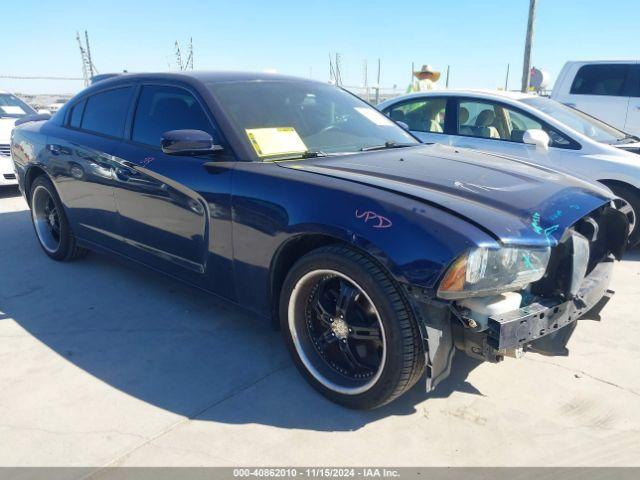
(487, 259, 614, 353)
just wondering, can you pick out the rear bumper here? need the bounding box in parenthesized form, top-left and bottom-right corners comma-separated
(487, 258, 614, 351)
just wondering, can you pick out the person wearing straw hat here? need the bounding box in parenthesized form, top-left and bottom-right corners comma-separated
(410, 65, 441, 92)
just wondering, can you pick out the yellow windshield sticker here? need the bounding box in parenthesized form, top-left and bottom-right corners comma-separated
(245, 127, 307, 157)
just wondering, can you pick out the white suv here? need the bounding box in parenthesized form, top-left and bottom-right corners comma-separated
(552, 60, 640, 137)
(1, 90, 37, 187)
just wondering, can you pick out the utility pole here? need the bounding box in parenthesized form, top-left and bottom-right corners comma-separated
(175, 41, 183, 70)
(363, 59, 369, 103)
(335, 53, 343, 87)
(84, 31, 95, 78)
(521, 0, 537, 92)
(411, 62, 415, 91)
(445, 65, 450, 88)
(505, 63, 510, 91)
(185, 38, 194, 70)
(329, 54, 335, 84)
(375, 58, 381, 104)
(76, 30, 98, 86)
(174, 39, 193, 70)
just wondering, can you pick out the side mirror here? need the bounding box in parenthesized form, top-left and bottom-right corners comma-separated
(160, 129, 224, 156)
(396, 121, 410, 131)
(523, 129, 550, 151)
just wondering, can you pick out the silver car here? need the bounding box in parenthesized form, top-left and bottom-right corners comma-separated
(378, 89, 640, 245)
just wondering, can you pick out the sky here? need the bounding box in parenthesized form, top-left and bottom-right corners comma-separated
(3, 0, 639, 95)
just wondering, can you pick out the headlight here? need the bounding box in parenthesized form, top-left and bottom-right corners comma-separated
(437, 247, 551, 300)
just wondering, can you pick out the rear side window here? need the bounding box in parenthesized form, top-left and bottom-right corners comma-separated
(81, 87, 134, 137)
(132, 85, 216, 147)
(570, 64, 630, 96)
(69, 99, 86, 128)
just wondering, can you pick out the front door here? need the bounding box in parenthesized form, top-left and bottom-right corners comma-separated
(448, 98, 578, 171)
(113, 84, 230, 279)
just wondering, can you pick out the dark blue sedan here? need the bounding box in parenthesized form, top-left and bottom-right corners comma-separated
(11, 72, 628, 409)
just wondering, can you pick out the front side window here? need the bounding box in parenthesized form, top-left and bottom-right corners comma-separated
(384, 98, 447, 133)
(570, 64, 630, 97)
(207, 81, 418, 159)
(81, 87, 134, 138)
(132, 85, 217, 146)
(458, 99, 573, 148)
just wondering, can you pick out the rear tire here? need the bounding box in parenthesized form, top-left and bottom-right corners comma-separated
(29, 175, 88, 261)
(608, 183, 640, 247)
(280, 245, 425, 409)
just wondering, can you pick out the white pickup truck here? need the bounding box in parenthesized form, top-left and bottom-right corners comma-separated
(551, 60, 640, 137)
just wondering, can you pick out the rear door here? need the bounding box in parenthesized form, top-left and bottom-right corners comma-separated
(557, 63, 633, 131)
(381, 96, 456, 144)
(113, 83, 231, 278)
(51, 85, 135, 249)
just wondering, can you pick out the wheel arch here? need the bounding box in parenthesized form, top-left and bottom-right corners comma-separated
(269, 233, 346, 327)
(268, 233, 405, 329)
(598, 178, 640, 195)
(24, 165, 50, 207)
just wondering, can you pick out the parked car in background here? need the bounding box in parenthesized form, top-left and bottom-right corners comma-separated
(11, 72, 628, 409)
(551, 60, 640, 137)
(378, 90, 640, 246)
(47, 98, 68, 113)
(0, 90, 37, 186)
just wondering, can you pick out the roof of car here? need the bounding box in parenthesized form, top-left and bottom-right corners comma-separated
(377, 89, 543, 108)
(94, 71, 320, 85)
(563, 59, 638, 64)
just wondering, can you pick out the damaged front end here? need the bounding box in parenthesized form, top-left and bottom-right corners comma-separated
(408, 202, 628, 392)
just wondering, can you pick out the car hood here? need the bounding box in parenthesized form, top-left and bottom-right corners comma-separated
(0, 118, 17, 142)
(277, 144, 614, 247)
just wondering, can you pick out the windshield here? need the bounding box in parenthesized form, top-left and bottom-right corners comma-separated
(0, 94, 36, 118)
(207, 80, 418, 159)
(521, 96, 631, 144)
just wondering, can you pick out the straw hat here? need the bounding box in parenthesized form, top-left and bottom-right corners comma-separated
(414, 65, 441, 81)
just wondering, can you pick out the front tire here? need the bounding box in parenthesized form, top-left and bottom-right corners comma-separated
(280, 245, 425, 409)
(30, 175, 88, 261)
